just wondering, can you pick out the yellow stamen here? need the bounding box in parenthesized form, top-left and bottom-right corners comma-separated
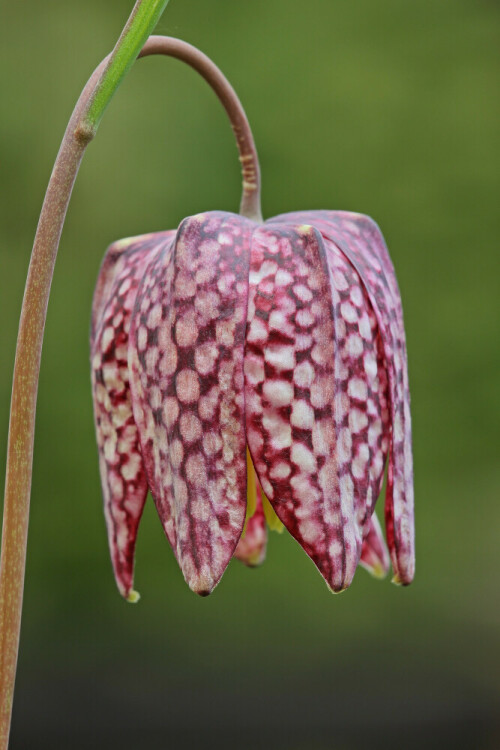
(245, 448, 284, 534)
(241, 448, 257, 538)
(262, 493, 284, 534)
(246, 449, 257, 521)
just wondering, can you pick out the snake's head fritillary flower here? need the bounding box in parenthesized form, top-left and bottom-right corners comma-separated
(91, 210, 414, 600)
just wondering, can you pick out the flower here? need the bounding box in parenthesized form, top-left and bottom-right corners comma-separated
(91, 210, 414, 600)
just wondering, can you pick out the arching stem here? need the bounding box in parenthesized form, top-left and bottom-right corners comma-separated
(141, 36, 262, 222)
(0, 34, 261, 750)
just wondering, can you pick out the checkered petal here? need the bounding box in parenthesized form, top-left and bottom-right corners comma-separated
(129, 212, 254, 595)
(244, 223, 389, 592)
(90, 232, 173, 600)
(270, 211, 414, 584)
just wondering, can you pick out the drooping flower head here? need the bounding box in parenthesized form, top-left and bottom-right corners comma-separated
(91, 210, 414, 600)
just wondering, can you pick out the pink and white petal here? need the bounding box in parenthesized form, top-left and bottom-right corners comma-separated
(129, 212, 254, 595)
(245, 224, 365, 593)
(234, 486, 267, 567)
(330, 212, 414, 583)
(359, 514, 390, 579)
(91, 232, 173, 599)
(269, 210, 414, 585)
(92, 234, 154, 340)
(321, 236, 390, 540)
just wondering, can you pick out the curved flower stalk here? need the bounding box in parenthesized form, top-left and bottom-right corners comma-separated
(91, 209, 414, 598)
(0, 1, 172, 744)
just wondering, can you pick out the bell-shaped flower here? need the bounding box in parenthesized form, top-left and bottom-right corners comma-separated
(91, 209, 414, 600)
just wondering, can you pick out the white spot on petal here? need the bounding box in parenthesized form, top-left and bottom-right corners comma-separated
(275, 269, 293, 286)
(163, 397, 179, 428)
(293, 361, 315, 389)
(250, 259, 278, 284)
(180, 412, 202, 443)
(269, 310, 288, 331)
(185, 453, 207, 486)
(338, 428, 352, 464)
(340, 302, 358, 324)
(176, 370, 200, 403)
(122, 453, 141, 481)
(270, 462, 291, 480)
(137, 326, 147, 352)
(359, 313, 372, 340)
(264, 344, 296, 371)
(148, 304, 162, 329)
(176, 315, 198, 347)
(349, 408, 368, 433)
(149, 386, 162, 410)
(296, 309, 314, 328)
(262, 412, 292, 450)
(348, 378, 368, 401)
(247, 317, 267, 344)
(101, 326, 115, 352)
(195, 342, 219, 376)
(293, 284, 313, 302)
(244, 355, 265, 386)
(299, 519, 319, 544)
(262, 380, 294, 407)
(350, 286, 364, 306)
(203, 433, 222, 456)
(291, 443, 317, 473)
(347, 334, 364, 358)
(291, 400, 314, 429)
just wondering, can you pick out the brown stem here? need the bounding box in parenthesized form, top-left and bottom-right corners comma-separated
(0, 62, 103, 750)
(0, 36, 261, 749)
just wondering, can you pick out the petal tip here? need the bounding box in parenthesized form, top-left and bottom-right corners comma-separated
(392, 569, 414, 587)
(391, 574, 403, 586)
(392, 556, 415, 586)
(186, 570, 217, 597)
(126, 589, 141, 604)
(326, 582, 349, 595)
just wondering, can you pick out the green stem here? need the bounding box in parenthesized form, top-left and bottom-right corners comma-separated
(85, 0, 171, 136)
(0, 4, 170, 747)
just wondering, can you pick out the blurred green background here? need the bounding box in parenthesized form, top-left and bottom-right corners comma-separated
(1, 1, 499, 748)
